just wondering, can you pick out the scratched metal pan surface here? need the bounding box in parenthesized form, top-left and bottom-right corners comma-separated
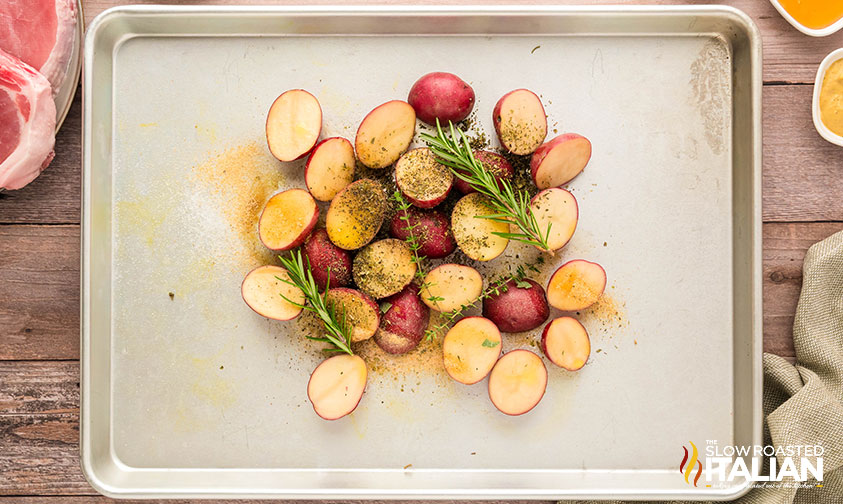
(81, 5, 762, 500)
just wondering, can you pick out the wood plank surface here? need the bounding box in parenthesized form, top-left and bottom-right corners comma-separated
(79, 0, 843, 85)
(0, 226, 80, 361)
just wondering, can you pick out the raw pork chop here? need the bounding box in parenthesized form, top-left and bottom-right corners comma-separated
(0, 0, 77, 91)
(0, 49, 56, 190)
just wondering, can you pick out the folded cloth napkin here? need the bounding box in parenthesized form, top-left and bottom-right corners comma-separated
(566, 230, 843, 504)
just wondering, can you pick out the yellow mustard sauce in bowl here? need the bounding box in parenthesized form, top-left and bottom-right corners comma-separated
(778, 0, 843, 30)
(819, 59, 843, 137)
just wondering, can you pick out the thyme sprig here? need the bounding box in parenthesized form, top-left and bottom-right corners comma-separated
(391, 190, 428, 285)
(424, 263, 536, 341)
(420, 120, 552, 252)
(277, 249, 354, 355)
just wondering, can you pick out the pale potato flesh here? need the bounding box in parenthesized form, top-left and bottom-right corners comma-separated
(258, 189, 317, 251)
(266, 90, 322, 161)
(488, 350, 547, 416)
(543, 317, 590, 371)
(306, 138, 355, 201)
(443, 317, 501, 385)
(307, 354, 367, 420)
(241, 266, 305, 321)
(355, 101, 416, 169)
(530, 188, 578, 251)
(546, 260, 607, 311)
(534, 137, 591, 189)
(420, 264, 483, 312)
(451, 193, 509, 261)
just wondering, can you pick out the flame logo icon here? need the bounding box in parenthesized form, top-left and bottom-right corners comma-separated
(679, 441, 703, 486)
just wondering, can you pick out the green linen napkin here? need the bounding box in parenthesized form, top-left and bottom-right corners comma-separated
(566, 230, 843, 504)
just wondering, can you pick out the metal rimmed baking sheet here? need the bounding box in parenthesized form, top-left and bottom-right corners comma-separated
(81, 5, 762, 499)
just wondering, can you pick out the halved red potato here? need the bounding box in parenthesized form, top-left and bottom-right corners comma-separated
(529, 188, 578, 251)
(266, 89, 322, 162)
(454, 150, 514, 195)
(375, 284, 430, 355)
(443, 317, 502, 385)
(419, 264, 483, 313)
(258, 189, 319, 252)
(451, 193, 509, 261)
(408, 72, 475, 125)
(241, 266, 305, 321)
(305, 137, 355, 201)
(326, 179, 387, 250)
(492, 89, 547, 155)
(541, 317, 590, 371)
(355, 100, 416, 169)
(325, 288, 380, 342)
(395, 148, 454, 208)
(531, 134, 592, 189)
(352, 239, 416, 299)
(488, 349, 547, 416)
(482, 278, 549, 333)
(389, 207, 456, 259)
(307, 354, 367, 420)
(303, 228, 353, 290)
(546, 259, 607, 311)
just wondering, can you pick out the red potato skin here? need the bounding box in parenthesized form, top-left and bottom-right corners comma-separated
(374, 284, 430, 355)
(482, 279, 549, 333)
(402, 186, 451, 209)
(408, 72, 475, 125)
(454, 151, 515, 195)
(303, 228, 353, 290)
(388, 207, 456, 259)
(530, 133, 592, 187)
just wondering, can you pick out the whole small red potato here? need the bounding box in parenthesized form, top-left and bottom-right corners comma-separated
(408, 72, 475, 125)
(374, 284, 431, 355)
(454, 150, 515, 194)
(389, 207, 456, 259)
(303, 228, 353, 290)
(482, 278, 549, 333)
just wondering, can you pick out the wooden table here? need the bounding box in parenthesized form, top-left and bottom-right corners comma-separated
(2, 0, 842, 501)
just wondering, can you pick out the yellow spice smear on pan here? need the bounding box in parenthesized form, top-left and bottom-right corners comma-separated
(820, 59, 843, 137)
(778, 0, 843, 29)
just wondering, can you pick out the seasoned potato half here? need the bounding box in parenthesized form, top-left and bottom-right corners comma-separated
(542, 316, 590, 371)
(443, 317, 502, 385)
(326, 179, 387, 250)
(305, 137, 355, 201)
(493, 89, 547, 155)
(451, 193, 509, 261)
(355, 100, 416, 169)
(529, 188, 578, 251)
(420, 263, 483, 313)
(325, 288, 380, 342)
(546, 259, 607, 311)
(395, 148, 453, 208)
(352, 239, 416, 299)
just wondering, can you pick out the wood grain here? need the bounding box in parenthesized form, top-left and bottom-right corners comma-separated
(79, 0, 843, 85)
(763, 85, 843, 222)
(0, 226, 80, 360)
(0, 90, 81, 225)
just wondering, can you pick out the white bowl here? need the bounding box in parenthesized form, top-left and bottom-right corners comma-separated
(812, 48, 843, 147)
(769, 0, 843, 37)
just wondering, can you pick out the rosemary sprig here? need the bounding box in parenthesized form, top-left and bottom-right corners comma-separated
(391, 190, 428, 285)
(423, 263, 535, 341)
(276, 249, 354, 355)
(420, 120, 552, 252)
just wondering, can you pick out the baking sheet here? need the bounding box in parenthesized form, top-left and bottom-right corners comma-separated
(81, 5, 762, 499)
